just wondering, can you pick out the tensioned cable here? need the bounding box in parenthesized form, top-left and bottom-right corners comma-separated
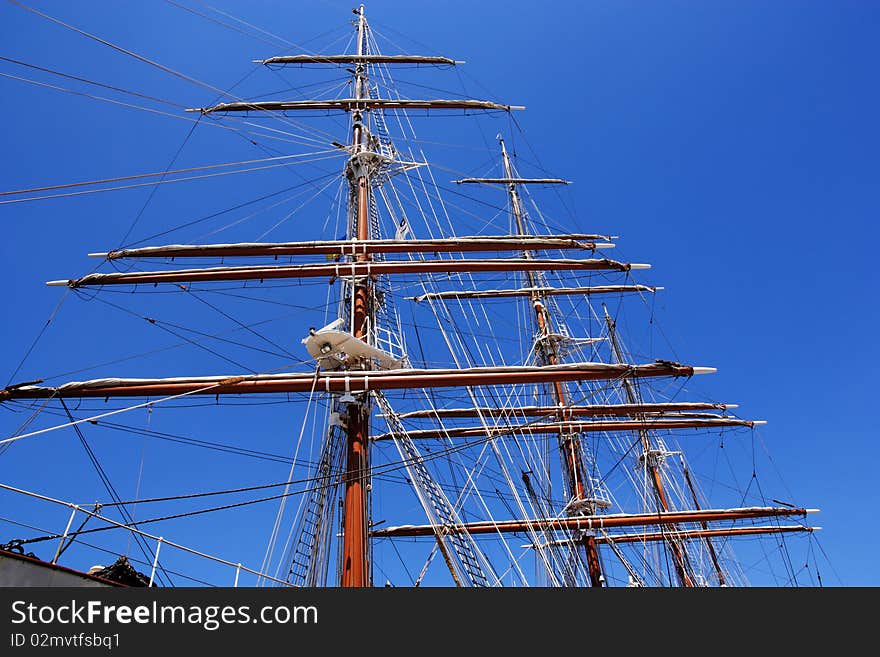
(82, 294, 259, 373)
(5, 289, 71, 387)
(0, 153, 320, 198)
(0, 70, 219, 125)
(8, 1, 350, 152)
(127, 406, 150, 555)
(109, 434, 507, 513)
(191, 186, 327, 241)
(5, 402, 534, 506)
(60, 399, 173, 586)
(7, 404, 318, 467)
(0, 72, 329, 150)
(253, 174, 340, 240)
(165, 0, 290, 49)
(10, 0, 240, 100)
(180, 287, 301, 362)
(29, 303, 321, 383)
(1, 432, 515, 551)
(128, 172, 339, 246)
(0, 152, 342, 205)
(0, 359, 314, 446)
(0, 55, 187, 107)
(199, 2, 298, 49)
(117, 116, 202, 248)
(258, 367, 320, 582)
(0, 396, 57, 458)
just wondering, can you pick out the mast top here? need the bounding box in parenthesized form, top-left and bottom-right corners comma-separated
(257, 6, 460, 66)
(457, 135, 569, 185)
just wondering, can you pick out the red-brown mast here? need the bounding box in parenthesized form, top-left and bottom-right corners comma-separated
(682, 465, 727, 586)
(604, 307, 694, 586)
(341, 4, 371, 588)
(498, 138, 604, 586)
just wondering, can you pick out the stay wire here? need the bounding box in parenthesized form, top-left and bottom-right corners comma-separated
(0, 55, 187, 108)
(164, 0, 289, 50)
(80, 292, 258, 372)
(9, 0, 239, 100)
(179, 287, 300, 362)
(117, 116, 201, 248)
(128, 172, 339, 246)
(5, 288, 71, 387)
(0, 153, 309, 199)
(59, 398, 173, 587)
(5, 432, 504, 552)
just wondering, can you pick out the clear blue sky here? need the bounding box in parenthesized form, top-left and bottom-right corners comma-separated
(0, 1, 876, 586)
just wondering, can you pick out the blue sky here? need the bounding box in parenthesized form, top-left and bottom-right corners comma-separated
(0, 1, 876, 586)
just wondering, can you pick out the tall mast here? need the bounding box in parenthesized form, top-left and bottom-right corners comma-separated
(341, 4, 372, 588)
(682, 464, 727, 586)
(603, 305, 693, 587)
(499, 138, 604, 587)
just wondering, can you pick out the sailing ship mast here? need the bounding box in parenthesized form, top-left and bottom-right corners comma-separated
(0, 4, 821, 587)
(341, 4, 371, 588)
(604, 305, 693, 586)
(500, 137, 603, 585)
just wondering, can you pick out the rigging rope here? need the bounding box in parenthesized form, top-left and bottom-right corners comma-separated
(0, 55, 187, 107)
(59, 399, 173, 587)
(10, 0, 238, 99)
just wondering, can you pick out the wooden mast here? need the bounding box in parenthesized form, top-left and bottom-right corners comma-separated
(341, 4, 371, 588)
(499, 138, 604, 587)
(682, 465, 727, 586)
(603, 306, 694, 586)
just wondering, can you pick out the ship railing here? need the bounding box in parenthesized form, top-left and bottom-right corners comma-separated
(0, 483, 295, 587)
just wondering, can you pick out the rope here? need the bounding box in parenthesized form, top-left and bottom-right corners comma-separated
(258, 366, 320, 584)
(59, 399, 172, 586)
(0, 55, 187, 107)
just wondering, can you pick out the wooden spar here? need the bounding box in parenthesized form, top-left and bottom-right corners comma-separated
(0, 362, 715, 401)
(257, 54, 463, 66)
(46, 258, 649, 288)
(341, 5, 370, 588)
(92, 234, 616, 260)
(408, 284, 660, 301)
(392, 402, 737, 420)
(496, 138, 604, 587)
(526, 525, 818, 549)
(370, 507, 817, 538)
(454, 178, 570, 185)
(371, 417, 763, 441)
(187, 98, 524, 115)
